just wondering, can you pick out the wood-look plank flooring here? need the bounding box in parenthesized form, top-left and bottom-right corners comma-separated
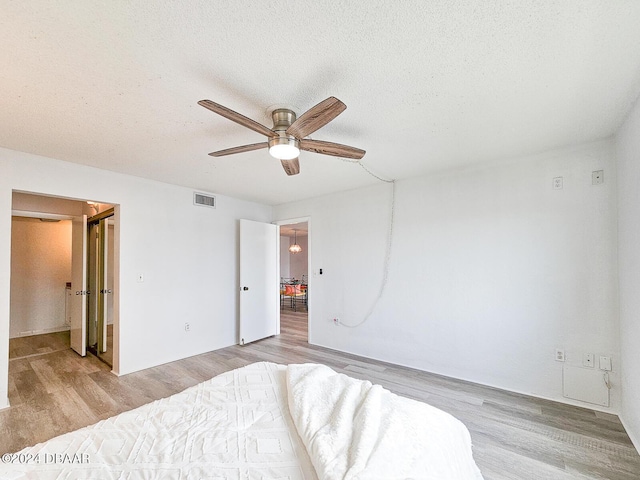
(2, 309, 639, 479)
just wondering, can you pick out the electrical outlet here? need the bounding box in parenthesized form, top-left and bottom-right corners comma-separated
(555, 349, 565, 362)
(583, 353, 594, 368)
(184, 323, 190, 332)
(553, 177, 563, 190)
(333, 318, 340, 326)
(592, 170, 604, 185)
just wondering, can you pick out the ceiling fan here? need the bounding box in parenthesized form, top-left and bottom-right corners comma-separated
(198, 96, 365, 176)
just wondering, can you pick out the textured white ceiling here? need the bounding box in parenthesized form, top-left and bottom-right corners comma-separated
(2, 1, 640, 205)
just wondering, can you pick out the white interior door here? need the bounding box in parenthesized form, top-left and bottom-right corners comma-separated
(239, 219, 279, 345)
(70, 214, 87, 356)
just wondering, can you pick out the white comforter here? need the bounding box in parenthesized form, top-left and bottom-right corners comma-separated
(0, 362, 483, 479)
(287, 364, 484, 480)
(0, 362, 318, 480)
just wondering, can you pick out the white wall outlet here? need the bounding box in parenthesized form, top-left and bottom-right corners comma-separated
(333, 318, 340, 326)
(137, 273, 144, 283)
(599, 356, 612, 371)
(592, 170, 604, 185)
(184, 323, 190, 332)
(583, 353, 595, 368)
(555, 349, 565, 362)
(553, 177, 563, 190)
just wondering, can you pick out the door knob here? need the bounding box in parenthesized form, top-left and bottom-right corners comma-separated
(243, 286, 249, 291)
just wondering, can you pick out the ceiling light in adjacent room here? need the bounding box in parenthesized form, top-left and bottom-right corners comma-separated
(289, 229, 302, 254)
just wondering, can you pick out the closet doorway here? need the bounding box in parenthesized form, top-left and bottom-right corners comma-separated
(9, 192, 117, 370)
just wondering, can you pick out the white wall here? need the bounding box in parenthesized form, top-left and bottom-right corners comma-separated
(10, 217, 72, 337)
(0, 147, 271, 408)
(615, 95, 640, 449)
(274, 139, 620, 411)
(279, 235, 291, 279)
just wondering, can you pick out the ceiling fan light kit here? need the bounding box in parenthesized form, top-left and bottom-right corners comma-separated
(198, 97, 365, 176)
(268, 109, 301, 160)
(269, 141, 300, 160)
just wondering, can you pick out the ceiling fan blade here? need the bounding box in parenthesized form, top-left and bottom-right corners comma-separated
(198, 100, 275, 138)
(208, 142, 268, 157)
(280, 158, 300, 176)
(286, 97, 346, 139)
(299, 139, 365, 160)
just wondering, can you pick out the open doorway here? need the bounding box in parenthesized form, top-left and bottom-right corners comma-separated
(279, 221, 308, 341)
(9, 192, 117, 368)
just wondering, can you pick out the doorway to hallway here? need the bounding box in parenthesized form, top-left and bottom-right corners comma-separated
(279, 221, 308, 340)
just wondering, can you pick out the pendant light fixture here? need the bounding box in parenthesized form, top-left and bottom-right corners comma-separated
(289, 229, 302, 254)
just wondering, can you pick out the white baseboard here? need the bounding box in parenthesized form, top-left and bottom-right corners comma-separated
(620, 416, 640, 455)
(10, 325, 70, 339)
(0, 397, 10, 410)
(311, 341, 621, 415)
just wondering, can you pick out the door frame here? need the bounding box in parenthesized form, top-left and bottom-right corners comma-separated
(273, 216, 311, 343)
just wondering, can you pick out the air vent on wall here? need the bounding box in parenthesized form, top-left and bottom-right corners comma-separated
(194, 192, 216, 209)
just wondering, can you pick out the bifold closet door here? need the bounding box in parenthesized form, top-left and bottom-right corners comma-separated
(70, 215, 87, 356)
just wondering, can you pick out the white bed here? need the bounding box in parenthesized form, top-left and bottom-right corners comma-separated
(0, 362, 484, 479)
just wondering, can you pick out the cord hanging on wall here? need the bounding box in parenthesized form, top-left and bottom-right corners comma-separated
(337, 179, 395, 328)
(289, 229, 302, 254)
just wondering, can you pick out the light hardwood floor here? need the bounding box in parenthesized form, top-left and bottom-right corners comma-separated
(2, 310, 640, 479)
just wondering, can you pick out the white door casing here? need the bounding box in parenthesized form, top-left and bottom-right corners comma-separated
(239, 219, 279, 345)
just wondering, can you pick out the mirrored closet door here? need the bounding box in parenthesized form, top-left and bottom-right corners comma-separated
(87, 210, 114, 366)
